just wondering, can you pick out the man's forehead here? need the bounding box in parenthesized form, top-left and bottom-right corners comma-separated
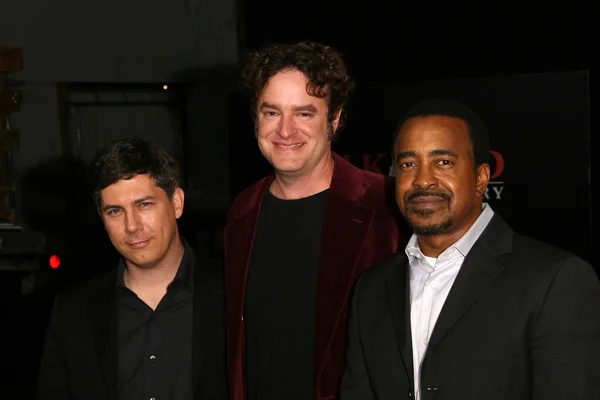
(100, 176, 162, 200)
(398, 115, 469, 141)
(261, 70, 328, 97)
(402, 114, 468, 131)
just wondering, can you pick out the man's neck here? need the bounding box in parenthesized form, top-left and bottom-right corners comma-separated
(416, 235, 461, 258)
(270, 155, 335, 200)
(416, 206, 483, 257)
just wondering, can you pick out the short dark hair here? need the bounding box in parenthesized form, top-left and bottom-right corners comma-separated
(89, 137, 180, 208)
(241, 41, 354, 133)
(394, 98, 490, 167)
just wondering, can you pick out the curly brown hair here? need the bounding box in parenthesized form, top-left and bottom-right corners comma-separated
(241, 41, 354, 134)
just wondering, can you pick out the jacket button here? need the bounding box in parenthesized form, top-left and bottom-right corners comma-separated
(426, 387, 439, 391)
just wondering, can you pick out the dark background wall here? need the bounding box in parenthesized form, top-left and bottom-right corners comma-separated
(235, 0, 596, 258)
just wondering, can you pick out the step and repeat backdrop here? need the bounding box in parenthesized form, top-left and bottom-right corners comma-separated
(230, 71, 593, 263)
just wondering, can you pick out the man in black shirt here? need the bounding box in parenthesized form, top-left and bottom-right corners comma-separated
(224, 42, 407, 400)
(37, 137, 228, 400)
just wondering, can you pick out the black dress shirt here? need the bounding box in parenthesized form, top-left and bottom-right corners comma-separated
(116, 241, 194, 400)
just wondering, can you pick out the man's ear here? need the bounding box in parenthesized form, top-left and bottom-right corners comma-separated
(172, 188, 185, 219)
(331, 109, 342, 133)
(475, 163, 490, 198)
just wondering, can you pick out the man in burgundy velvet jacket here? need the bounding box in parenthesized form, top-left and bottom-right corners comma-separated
(224, 41, 408, 400)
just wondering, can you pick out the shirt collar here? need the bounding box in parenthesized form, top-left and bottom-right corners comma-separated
(405, 203, 495, 262)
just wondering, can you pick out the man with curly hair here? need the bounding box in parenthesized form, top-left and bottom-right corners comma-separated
(224, 42, 407, 400)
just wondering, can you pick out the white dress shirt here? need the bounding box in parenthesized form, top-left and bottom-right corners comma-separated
(405, 204, 495, 400)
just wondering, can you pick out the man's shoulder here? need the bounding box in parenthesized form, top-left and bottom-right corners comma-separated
(359, 252, 404, 286)
(479, 214, 584, 270)
(338, 156, 393, 187)
(510, 232, 592, 274)
(478, 218, 595, 287)
(513, 233, 571, 257)
(363, 170, 394, 204)
(335, 160, 394, 203)
(359, 166, 394, 185)
(55, 269, 116, 310)
(492, 232, 600, 312)
(194, 255, 225, 293)
(227, 176, 271, 223)
(361, 167, 393, 189)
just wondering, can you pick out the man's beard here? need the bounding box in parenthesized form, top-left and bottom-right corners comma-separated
(407, 214, 454, 235)
(403, 190, 454, 236)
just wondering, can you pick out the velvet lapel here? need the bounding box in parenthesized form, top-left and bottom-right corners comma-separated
(89, 270, 119, 400)
(224, 175, 272, 326)
(313, 153, 376, 380)
(385, 253, 414, 382)
(223, 175, 272, 399)
(427, 215, 513, 350)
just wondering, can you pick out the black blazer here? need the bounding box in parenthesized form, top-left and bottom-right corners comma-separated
(341, 215, 600, 400)
(36, 249, 228, 400)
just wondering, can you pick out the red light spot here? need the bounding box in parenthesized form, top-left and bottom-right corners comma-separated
(49, 255, 61, 269)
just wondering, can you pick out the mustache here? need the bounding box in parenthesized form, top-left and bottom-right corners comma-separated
(405, 190, 452, 203)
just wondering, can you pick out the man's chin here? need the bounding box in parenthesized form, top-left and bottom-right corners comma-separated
(273, 162, 305, 175)
(408, 217, 453, 236)
(123, 252, 155, 268)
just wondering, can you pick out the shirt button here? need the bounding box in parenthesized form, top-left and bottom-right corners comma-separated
(149, 355, 156, 361)
(423, 338, 429, 345)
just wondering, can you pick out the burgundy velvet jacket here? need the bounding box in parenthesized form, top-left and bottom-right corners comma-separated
(224, 152, 406, 400)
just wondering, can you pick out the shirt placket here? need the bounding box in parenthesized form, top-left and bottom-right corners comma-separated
(418, 260, 435, 399)
(145, 310, 158, 400)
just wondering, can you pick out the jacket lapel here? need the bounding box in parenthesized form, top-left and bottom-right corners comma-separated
(224, 178, 270, 400)
(313, 153, 376, 381)
(427, 215, 512, 350)
(89, 272, 118, 400)
(224, 176, 271, 333)
(314, 191, 375, 374)
(224, 206, 259, 324)
(386, 254, 414, 381)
